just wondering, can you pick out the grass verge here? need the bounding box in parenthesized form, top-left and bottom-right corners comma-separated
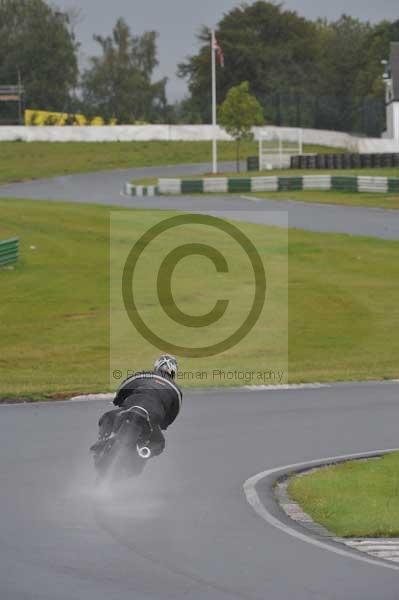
(1, 198, 399, 398)
(288, 452, 399, 537)
(249, 190, 399, 210)
(0, 141, 341, 185)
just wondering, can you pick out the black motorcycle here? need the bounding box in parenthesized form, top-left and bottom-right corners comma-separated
(90, 408, 153, 480)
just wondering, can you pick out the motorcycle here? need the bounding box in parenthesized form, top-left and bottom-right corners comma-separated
(90, 408, 153, 480)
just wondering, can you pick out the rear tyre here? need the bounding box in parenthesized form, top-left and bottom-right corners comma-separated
(92, 419, 147, 481)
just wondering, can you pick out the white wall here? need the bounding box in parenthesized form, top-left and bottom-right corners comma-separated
(0, 124, 398, 152)
(0, 125, 232, 143)
(357, 137, 399, 153)
(386, 103, 394, 138)
(394, 103, 399, 140)
(253, 127, 358, 150)
(384, 100, 399, 141)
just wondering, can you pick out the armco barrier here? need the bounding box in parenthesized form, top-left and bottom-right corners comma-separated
(125, 175, 399, 197)
(0, 237, 19, 267)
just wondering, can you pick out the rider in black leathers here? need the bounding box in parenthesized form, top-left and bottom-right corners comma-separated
(92, 355, 182, 458)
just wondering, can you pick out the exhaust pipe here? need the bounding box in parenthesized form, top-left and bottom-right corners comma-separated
(137, 444, 152, 459)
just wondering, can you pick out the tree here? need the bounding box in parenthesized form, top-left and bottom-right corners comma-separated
(314, 16, 372, 132)
(178, 2, 320, 125)
(314, 15, 399, 135)
(178, 2, 399, 135)
(81, 18, 168, 123)
(0, 0, 79, 113)
(352, 19, 399, 135)
(219, 81, 264, 171)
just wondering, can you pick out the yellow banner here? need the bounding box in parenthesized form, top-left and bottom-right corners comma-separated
(25, 110, 117, 126)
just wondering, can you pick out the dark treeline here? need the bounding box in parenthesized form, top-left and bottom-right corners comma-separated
(0, 0, 398, 133)
(0, 0, 170, 124)
(0, 0, 78, 121)
(178, 2, 399, 136)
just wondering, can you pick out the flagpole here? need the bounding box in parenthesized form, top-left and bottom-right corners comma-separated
(211, 30, 217, 174)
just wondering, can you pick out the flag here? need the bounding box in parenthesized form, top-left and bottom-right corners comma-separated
(213, 35, 225, 68)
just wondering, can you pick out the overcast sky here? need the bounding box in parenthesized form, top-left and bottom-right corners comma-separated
(54, 0, 399, 101)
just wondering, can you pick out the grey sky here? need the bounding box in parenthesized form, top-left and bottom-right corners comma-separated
(55, 0, 399, 101)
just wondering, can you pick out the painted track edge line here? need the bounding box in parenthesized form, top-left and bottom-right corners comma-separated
(69, 379, 399, 401)
(243, 448, 399, 571)
(240, 195, 263, 203)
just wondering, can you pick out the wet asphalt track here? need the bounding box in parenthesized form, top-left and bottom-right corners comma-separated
(1, 163, 399, 599)
(1, 384, 399, 600)
(1, 161, 399, 239)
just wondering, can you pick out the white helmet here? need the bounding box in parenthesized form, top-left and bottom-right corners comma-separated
(154, 354, 178, 379)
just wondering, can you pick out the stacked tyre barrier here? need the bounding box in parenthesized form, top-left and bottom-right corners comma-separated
(291, 153, 399, 169)
(124, 182, 160, 197)
(153, 175, 399, 196)
(122, 176, 399, 196)
(0, 237, 19, 267)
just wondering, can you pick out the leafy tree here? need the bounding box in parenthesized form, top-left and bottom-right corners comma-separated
(219, 81, 264, 171)
(178, 2, 320, 125)
(0, 0, 79, 113)
(353, 19, 399, 134)
(314, 16, 373, 132)
(81, 18, 168, 123)
(172, 97, 203, 124)
(178, 2, 399, 135)
(315, 15, 399, 135)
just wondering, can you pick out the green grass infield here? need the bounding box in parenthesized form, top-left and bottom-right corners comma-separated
(1, 198, 399, 398)
(0, 141, 342, 185)
(288, 452, 399, 537)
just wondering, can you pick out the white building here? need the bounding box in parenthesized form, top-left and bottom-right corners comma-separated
(384, 42, 399, 140)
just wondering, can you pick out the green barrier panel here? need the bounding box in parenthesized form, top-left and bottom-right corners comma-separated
(0, 251, 18, 265)
(331, 176, 358, 192)
(0, 246, 18, 257)
(278, 177, 303, 191)
(388, 178, 399, 193)
(0, 248, 18, 260)
(228, 178, 251, 193)
(0, 237, 19, 267)
(181, 180, 204, 194)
